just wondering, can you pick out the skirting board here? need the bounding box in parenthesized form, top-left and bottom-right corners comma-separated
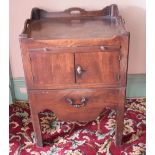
(10, 74, 146, 103)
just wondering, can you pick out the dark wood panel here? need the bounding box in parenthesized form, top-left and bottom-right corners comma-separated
(119, 35, 130, 86)
(29, 88, 119, 122)
(20, 35, 122, 48)
(75, 51, 120, 84)
(28, 19, 125, 40)
(30, 52, 75, 85)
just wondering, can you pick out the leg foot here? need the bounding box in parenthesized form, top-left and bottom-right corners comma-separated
(115, 107, 124, 146)
(31, 112, 43, 147)
(115, 89, 125, 146)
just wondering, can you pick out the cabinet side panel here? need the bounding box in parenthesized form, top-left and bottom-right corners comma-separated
(120, 34, 130, 87)
(19, 39, 34, 89)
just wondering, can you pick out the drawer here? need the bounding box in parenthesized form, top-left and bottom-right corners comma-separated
(29, 88, 119, 121)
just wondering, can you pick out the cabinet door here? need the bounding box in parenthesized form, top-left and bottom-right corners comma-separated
(75, 51, 120, 85)
(29, 51, 74, 86)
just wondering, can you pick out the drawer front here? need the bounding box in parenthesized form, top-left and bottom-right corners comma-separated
(29, 51, 75, 86)
(29, 88, 119, 121)
(75, 51, 120, 85)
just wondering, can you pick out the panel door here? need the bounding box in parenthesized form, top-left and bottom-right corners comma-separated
(29, 51, 74, 86)
(75, 51, 120, 85)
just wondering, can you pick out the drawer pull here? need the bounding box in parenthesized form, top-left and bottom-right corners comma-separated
(100, 46, 106, 51)
(43, 48, 48, 52)
(80, 97, 87, 104)
(99, 45, 120, 51)
(76, 65, 82, 74)
(76, 65, 85, 76)
(66, 97, 74, 105)
(65, 97, 87, 108)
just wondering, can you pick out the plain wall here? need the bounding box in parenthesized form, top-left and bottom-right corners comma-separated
(9, 0, 146, 77)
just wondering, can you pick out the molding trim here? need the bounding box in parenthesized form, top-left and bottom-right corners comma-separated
(9, 63, 16, 104)
(126, 74, 146, 98)
(11, 74, 146, 102)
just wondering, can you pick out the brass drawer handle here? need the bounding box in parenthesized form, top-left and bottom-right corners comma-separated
(65, 97, 88, 108)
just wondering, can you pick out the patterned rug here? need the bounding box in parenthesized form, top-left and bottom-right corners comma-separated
(9, 98, 146, 155)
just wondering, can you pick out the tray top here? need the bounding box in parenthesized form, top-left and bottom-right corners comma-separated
(27, 18, 126, 40)
(20, 5, 128, 40)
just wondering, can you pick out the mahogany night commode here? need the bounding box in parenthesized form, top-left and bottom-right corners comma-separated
(19, 4, 130, 147)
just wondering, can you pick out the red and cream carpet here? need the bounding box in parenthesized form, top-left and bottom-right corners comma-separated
(9, 98, 146, 155)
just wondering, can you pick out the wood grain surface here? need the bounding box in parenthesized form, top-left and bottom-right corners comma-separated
(20, 5, 129, 147)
